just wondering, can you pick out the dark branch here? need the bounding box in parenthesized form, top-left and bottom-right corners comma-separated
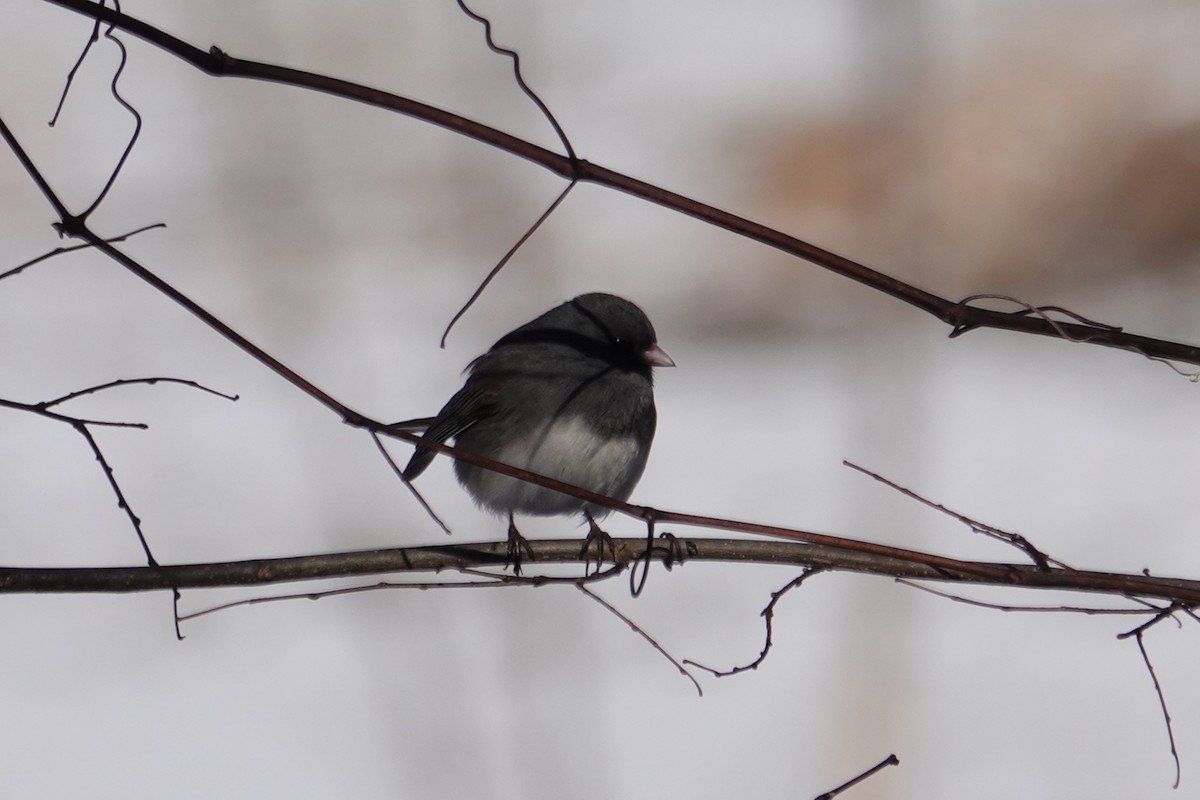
(686, 569, 823, 677)
(1132, 631, 1181, 789)
(36, 0, 1200, 368)
(813, 754, 900, 800)
(4, 538, 1200, 606)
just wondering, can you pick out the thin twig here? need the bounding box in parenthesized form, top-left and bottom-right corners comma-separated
(43, 376, 238, 407)
(629, 517, 658, 597)
(898, 579, 1166, 616)
(370, 431, 451, 535)
(1132, 630, 1181, 789)
(686, 570, 821, 677)
(439, 179, 576, 346)
(0, 223, 164, 282)
(0, 395, 149, 429)
(955, 294, 1123, 340)
(32, 0, 1200, 369)
(179, 575, 513, 622)
(844, 460, 1060, 570)
(71, 420, 156, 566)
(171, 588, 184, 641)
(1116, 605, 1183, 640)
(576, 582, 702, 696)
(80, 1, 142, 220)
(813, 754, 900, 800)
(1, 378, 237, 566)
(956, 295, 1200, 379)
(48, 0, 103, 126)
(180, 562, 625, 621)
(453, 0, 575, 161)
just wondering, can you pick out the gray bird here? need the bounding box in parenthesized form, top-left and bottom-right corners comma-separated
(399, 293, 673, 567)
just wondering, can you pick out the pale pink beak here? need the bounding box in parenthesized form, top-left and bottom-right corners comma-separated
(642, 343, 676, 368)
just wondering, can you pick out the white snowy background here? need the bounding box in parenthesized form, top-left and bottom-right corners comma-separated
(3, 1, 1200, 798)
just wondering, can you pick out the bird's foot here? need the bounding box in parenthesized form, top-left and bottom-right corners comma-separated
(506, 516, 535, 576)
(579, 511, 617, 577)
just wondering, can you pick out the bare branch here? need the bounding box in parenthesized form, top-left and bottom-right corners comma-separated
(813, 754, 900, 800)
(4, 538, 1200, 607)
(178, 562, 627, 622)
(79, 3, 141, 219)
(440, 179, 577, 346)
(453, 0, 576, 161)
(48, 0, 103, 126)
(42, 376, 238, 407)
(1, 377, 237, 565)
(1132, 631, 1181, 789)
(34, 0, 1200, 369)
(71, 418, 156, 565)
(0, 223, 164, 282)
(370, 431, 451, 535)
(897, 580, 1168, 616)
(577, 583, 702, 696)
(845, 461, 1060, 569)
(686, 569, 823, 677)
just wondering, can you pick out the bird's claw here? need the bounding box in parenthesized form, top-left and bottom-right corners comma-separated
(506, 516, 535, 576)
(579, 512, 617, 577)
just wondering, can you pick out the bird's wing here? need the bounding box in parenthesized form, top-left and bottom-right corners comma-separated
(387, 416, 437, 432)
(401, 386, 494, 480)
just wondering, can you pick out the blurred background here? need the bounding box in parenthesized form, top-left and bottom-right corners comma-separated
(3, 1, 1200, 797)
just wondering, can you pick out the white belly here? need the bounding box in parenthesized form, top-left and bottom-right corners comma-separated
(455, 416, 646, 516)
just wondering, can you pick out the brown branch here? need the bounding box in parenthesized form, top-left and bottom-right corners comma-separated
(1132, 631, 1181, 789)
(813, 754, 900, 800)
(845, 461, 1060, 569)
(3, 103, 989, 580)
(41, 376, 238, 407)
(2, 377, 239, 566)
(453, 0, 575, 161)
(1, 99, 1195, 610)
(440, 179, 577, 346)
(896, 579, 1168, 616)
(686, 569, 823, 677)
(7, 7, 1200, 597)
(34, 0, 1200, 368)
(0, 222, 164, 281)
(4, 537, 1200, 606)
(576, 583, 702, 696)
(178, 562, 627, 622)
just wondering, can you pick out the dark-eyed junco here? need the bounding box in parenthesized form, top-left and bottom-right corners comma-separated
(399, 293, 673, 561)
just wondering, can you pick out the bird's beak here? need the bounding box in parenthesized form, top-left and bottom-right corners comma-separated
(642, 343, 676, 368)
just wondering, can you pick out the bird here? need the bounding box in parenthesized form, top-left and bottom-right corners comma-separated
(398, 292, 674, 571)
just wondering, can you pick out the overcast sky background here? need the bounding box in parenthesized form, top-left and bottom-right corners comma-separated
(3, 1, 1200, 798)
